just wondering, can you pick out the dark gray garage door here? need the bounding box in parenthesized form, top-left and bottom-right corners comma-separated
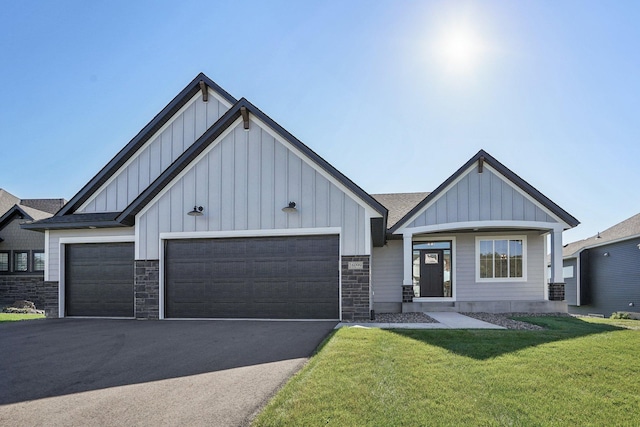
(65, 242, 134, 317)
(165, 235, 339, 319)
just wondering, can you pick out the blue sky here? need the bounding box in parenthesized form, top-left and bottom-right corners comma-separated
(1, 0, 638, 244)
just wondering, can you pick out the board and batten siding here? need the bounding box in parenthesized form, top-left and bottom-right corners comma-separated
(407, 167, 555, 228)
(372, 240, 403, 303)
(79, 93, 229, 213)
(137, 120, 369, 259)
(455, 231, 545, 301)
(47, 227, 135, 282)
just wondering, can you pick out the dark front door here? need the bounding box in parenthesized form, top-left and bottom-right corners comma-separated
(419, 249, 444, 297)
(164, 235, 340, 319)
(65, 242, 135, 317)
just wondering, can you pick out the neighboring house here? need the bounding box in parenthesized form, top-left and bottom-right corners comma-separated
(0, 189, 66, 308)
(24, 73, 579, 320)
(562, 213, 640, 317)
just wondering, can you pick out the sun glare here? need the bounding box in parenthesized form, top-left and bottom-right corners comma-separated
(434, 26, 486, 74)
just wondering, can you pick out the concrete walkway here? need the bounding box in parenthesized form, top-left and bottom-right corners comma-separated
(337, 312, 505, 329)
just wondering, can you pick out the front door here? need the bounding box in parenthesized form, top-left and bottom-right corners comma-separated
(419, 249, 444, 297)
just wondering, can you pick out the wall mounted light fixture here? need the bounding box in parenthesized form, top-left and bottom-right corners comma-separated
(282, 202, 297, 213)
(188, 206, 204, 216)
(603, 252, 610, 257)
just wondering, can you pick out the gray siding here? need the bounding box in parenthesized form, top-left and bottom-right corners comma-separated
(79, 93, 229, 213)
(137, 120, 371, 259)
(569, 238, 640, 317)
(563, 258, 578, 305)
(407, 167, 556, 228)
(47, 228, 135, 281)
(455, 231, 545, 301)
(0, 219, 45, 251)
(372, 240, 403, 303)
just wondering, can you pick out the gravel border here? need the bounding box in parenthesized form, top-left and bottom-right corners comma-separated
(461, 312, 571, 330)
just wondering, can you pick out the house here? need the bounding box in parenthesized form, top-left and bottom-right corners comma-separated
(24, 73, 579, 320)
(0, 189, 66, 308)
(562, 213, 640, 317)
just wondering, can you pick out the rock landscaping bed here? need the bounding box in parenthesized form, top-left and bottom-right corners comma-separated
(343, 312, 439, 323)
(462, 312, 572, 330)
(2, 300, 44, 314)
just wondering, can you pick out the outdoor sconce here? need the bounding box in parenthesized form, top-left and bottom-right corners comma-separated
(282, 202, 297, 213)
(187, 206, 204, 216)
(629, 302, 635, 307)
(603, 252, 610, 257)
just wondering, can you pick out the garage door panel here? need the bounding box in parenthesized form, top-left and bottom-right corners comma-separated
(165, 236, 339, 319)
(65, 243, 134, 317)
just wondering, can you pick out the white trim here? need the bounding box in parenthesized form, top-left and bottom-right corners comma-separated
(44, 230, 50, 282)
(394, 163, 571, 234)
(409, 235, 457, 301)
(158, 227, 343, 321)
(402, 221, 562, 236)
(475, 235, 528, 283)
(159, 227, 341, 240)
(58, 235, 135, 318)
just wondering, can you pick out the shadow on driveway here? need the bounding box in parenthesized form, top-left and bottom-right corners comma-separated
(0, 318, 336, 405)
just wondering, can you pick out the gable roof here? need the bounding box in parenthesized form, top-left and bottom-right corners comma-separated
(563, 212, 640, 257)
(0, 204, 53, 230)
(56, 73, 237, 217)
(390, 149, 580, 233)
(0, 189, 20, 216)
(372, 192, 429, 228)
(20, 198, 66, 215)
(25, 74, 388, 231)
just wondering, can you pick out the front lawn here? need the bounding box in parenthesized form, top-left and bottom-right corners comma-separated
(254, 317, 640, 426)
(0, 313, 46, 322)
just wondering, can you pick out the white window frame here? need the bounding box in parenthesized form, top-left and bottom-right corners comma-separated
(475, 235, 527, 282)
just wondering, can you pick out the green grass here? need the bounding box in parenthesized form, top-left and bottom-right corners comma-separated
(254, 317, 640, 426)
(0, 312, 46, 322)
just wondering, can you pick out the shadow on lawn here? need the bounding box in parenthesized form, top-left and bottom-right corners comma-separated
(389, 316, 624, 360)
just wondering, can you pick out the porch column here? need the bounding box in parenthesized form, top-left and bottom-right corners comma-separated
(403, 233, 412, 286)
(402, 233, 414, 303)
(549, 227, 565, 301)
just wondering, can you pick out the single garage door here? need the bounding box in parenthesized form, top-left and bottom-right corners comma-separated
(165, 235, 339, 319)
(65, 242, 134, 317)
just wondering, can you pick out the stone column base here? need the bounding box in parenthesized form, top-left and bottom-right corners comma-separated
(135, 260, 160, 319)
(548, 283, 565, 301)
(402, 285, 414, 303)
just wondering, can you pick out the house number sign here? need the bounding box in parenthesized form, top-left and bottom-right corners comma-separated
(348, 261, 364, 270)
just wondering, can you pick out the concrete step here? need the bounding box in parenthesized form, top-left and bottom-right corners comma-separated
(403, 302, 457, 312)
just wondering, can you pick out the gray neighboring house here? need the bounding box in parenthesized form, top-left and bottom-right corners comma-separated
(562, 213, 640, 317)
(23, 73, 579, 320)
(0, 189, 66, 308)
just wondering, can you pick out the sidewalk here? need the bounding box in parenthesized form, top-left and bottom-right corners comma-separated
(336, 312, 505, 330)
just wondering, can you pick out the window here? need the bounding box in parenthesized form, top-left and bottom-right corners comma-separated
(477, 237, 526, 281)
(13, 251, 29, 272)
(33, 251, 45, 272)
(0, 251, 9, 272)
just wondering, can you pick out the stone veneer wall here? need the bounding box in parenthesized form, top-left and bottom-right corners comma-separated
(41, 281, 59, 318)
(548, 283, 565, 301)
(341, 255, 370, 321)
(402, 285, 414, 303)
(135, 260, 160, 319)
(0, 276, 46, 308)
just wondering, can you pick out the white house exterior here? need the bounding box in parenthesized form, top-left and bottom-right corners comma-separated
(24, 74, 579, 320)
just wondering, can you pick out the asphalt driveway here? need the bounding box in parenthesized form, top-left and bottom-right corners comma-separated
(0, 318, 336, 426)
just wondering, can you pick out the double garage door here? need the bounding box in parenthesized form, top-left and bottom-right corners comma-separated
(165, 235, 340, 319)
(64, 235, 339, 319)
